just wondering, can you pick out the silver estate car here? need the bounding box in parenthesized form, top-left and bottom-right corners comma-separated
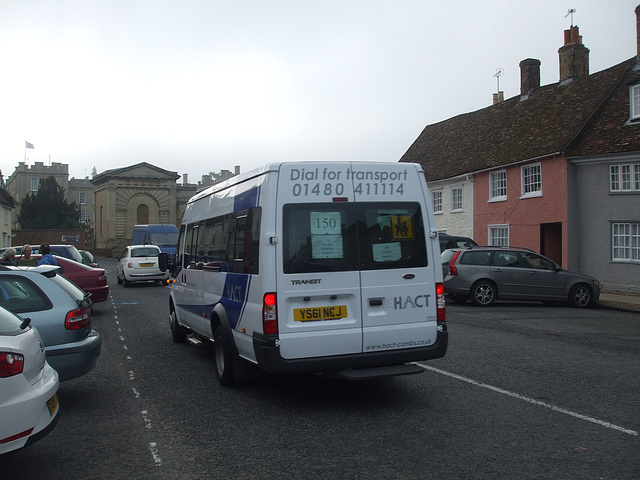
(443, 246, 601, 308)
(0, 265, 101, 380)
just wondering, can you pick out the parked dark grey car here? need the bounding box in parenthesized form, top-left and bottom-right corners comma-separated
(442, 246, 601, 308)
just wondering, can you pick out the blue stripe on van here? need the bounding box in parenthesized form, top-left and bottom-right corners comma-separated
(234, 185, 260, 211)
(217, 273, 251, 329)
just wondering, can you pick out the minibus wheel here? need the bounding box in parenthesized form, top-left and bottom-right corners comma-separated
(170, 310, 187, 343)
(213, 323, 235, 386)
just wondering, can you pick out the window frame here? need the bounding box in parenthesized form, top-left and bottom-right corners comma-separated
(612, 222, 640, 262)
(610, 163, 640, 192)
(450, 186, 463, 212)
(630, 84, 640, 121)
(488, 224, 510, 246)
(432, 190, 442, 214)
(30, 177, 39, 192)
(521, 163, 542, 198)
(489, 170, 507, 202)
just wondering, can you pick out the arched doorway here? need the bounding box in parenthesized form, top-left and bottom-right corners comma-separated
(137, 204, 149, 224)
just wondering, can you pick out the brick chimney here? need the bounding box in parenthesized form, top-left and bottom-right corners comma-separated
(558, 25, 590, 82)
(519, 58, 541, 97)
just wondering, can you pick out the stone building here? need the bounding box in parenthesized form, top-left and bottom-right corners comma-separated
(68, 177, 96, 226)
(6, 161, 69, 226)
(91, 162, 186, 255)
(5, 159, 239, 256)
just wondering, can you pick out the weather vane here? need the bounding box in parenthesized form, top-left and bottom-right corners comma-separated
(565, 8, 576, 26)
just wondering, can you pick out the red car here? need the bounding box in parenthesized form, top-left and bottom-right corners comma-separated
(29, 255, 109, 303)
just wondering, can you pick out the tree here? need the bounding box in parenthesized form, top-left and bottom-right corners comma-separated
(17, 176, 82, 229)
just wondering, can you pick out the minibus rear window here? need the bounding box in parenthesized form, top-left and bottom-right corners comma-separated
(283, 202, 427, 274)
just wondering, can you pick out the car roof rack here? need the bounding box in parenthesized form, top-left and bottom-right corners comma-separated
(465, 245, 537, 252)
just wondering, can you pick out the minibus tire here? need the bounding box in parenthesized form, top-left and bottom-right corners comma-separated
(213, 323, 235, 386)
(170, 310, 187, 343)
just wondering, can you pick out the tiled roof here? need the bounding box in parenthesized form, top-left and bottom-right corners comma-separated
(566, 61, 640, 156)
(0, 188, 15, 209)
(400, 58, 637, 182)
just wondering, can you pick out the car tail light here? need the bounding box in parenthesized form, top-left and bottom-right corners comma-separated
(0, 352, 24, 378)
(448, 251, 461, 276)
(66, 307, 91, 330)
(436, 283, 446, 323)
(98, 274, 107, 286)
(127, 262, 133, 269)
(262, 293, 278, 334)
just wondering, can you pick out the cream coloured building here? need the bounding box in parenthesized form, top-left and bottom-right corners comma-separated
(91, 162, 194, 255)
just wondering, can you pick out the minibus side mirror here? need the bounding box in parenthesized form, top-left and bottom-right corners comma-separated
(158, 252, 168, 272)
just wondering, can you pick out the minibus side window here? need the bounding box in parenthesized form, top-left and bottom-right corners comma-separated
(189, 208, 261, 274)
(224, 208, 261, 274)
(184, 223, 201, 269)
(200, 216, 227, 267)
(173, 224, 186, 274)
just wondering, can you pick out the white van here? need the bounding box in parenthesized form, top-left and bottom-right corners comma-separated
(167, 162, 447, 385)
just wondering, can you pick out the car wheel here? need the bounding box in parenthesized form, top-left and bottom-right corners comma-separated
(117, 273, 123, 285)
(213, 323, 235, 387)
(568, 284, 592, 308)
(123, 277, 130, 288)
(471, 280, 496, 307)
(448, 293, 469, 304)
(170, 310, 188, 343)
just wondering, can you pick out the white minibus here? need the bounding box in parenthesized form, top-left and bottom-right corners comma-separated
(167, 162, 447, 385)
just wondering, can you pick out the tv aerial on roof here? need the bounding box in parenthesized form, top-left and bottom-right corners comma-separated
(494, 68, 504, 92)
(565, 8, 576, 26)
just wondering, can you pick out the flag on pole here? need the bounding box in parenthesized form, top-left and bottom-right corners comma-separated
(25, 140, 34, 149)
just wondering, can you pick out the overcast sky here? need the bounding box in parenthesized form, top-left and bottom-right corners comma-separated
(1, 0, 638, 183)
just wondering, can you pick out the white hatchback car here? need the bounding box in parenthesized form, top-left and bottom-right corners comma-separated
(1, 306, 59, 455)
(117, 245, 169, 287)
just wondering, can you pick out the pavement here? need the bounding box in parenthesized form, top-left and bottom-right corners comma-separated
(598, 291, 640, 313)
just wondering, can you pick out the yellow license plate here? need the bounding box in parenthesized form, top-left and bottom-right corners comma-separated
(47, 393, 59, 416)
(139, 263, 155, 267)
(293, 305, 347, 322)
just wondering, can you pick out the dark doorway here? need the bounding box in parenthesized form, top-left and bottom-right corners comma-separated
(540, 222, 562, 265)
(137, 204, 149, 224)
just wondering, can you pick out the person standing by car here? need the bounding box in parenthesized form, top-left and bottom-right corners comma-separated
(38, 243, 58, 266)
(18, 244, 38, 266)
(0, 247, 16, 265)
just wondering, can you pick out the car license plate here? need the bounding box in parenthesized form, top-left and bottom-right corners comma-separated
(139, 263, 155, 267)
(47, 393, 59, 416)
(293, 305, 347, 321)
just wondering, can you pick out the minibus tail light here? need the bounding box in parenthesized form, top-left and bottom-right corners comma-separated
(436, 283, 446, 323)
(263, 293, 278, 335)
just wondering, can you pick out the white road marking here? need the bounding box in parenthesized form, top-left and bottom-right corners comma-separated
(418, 363, 638, 437)
(149, 442, 162, 466)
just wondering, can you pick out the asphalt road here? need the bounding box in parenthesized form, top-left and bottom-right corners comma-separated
(2, 258, 639, 479)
